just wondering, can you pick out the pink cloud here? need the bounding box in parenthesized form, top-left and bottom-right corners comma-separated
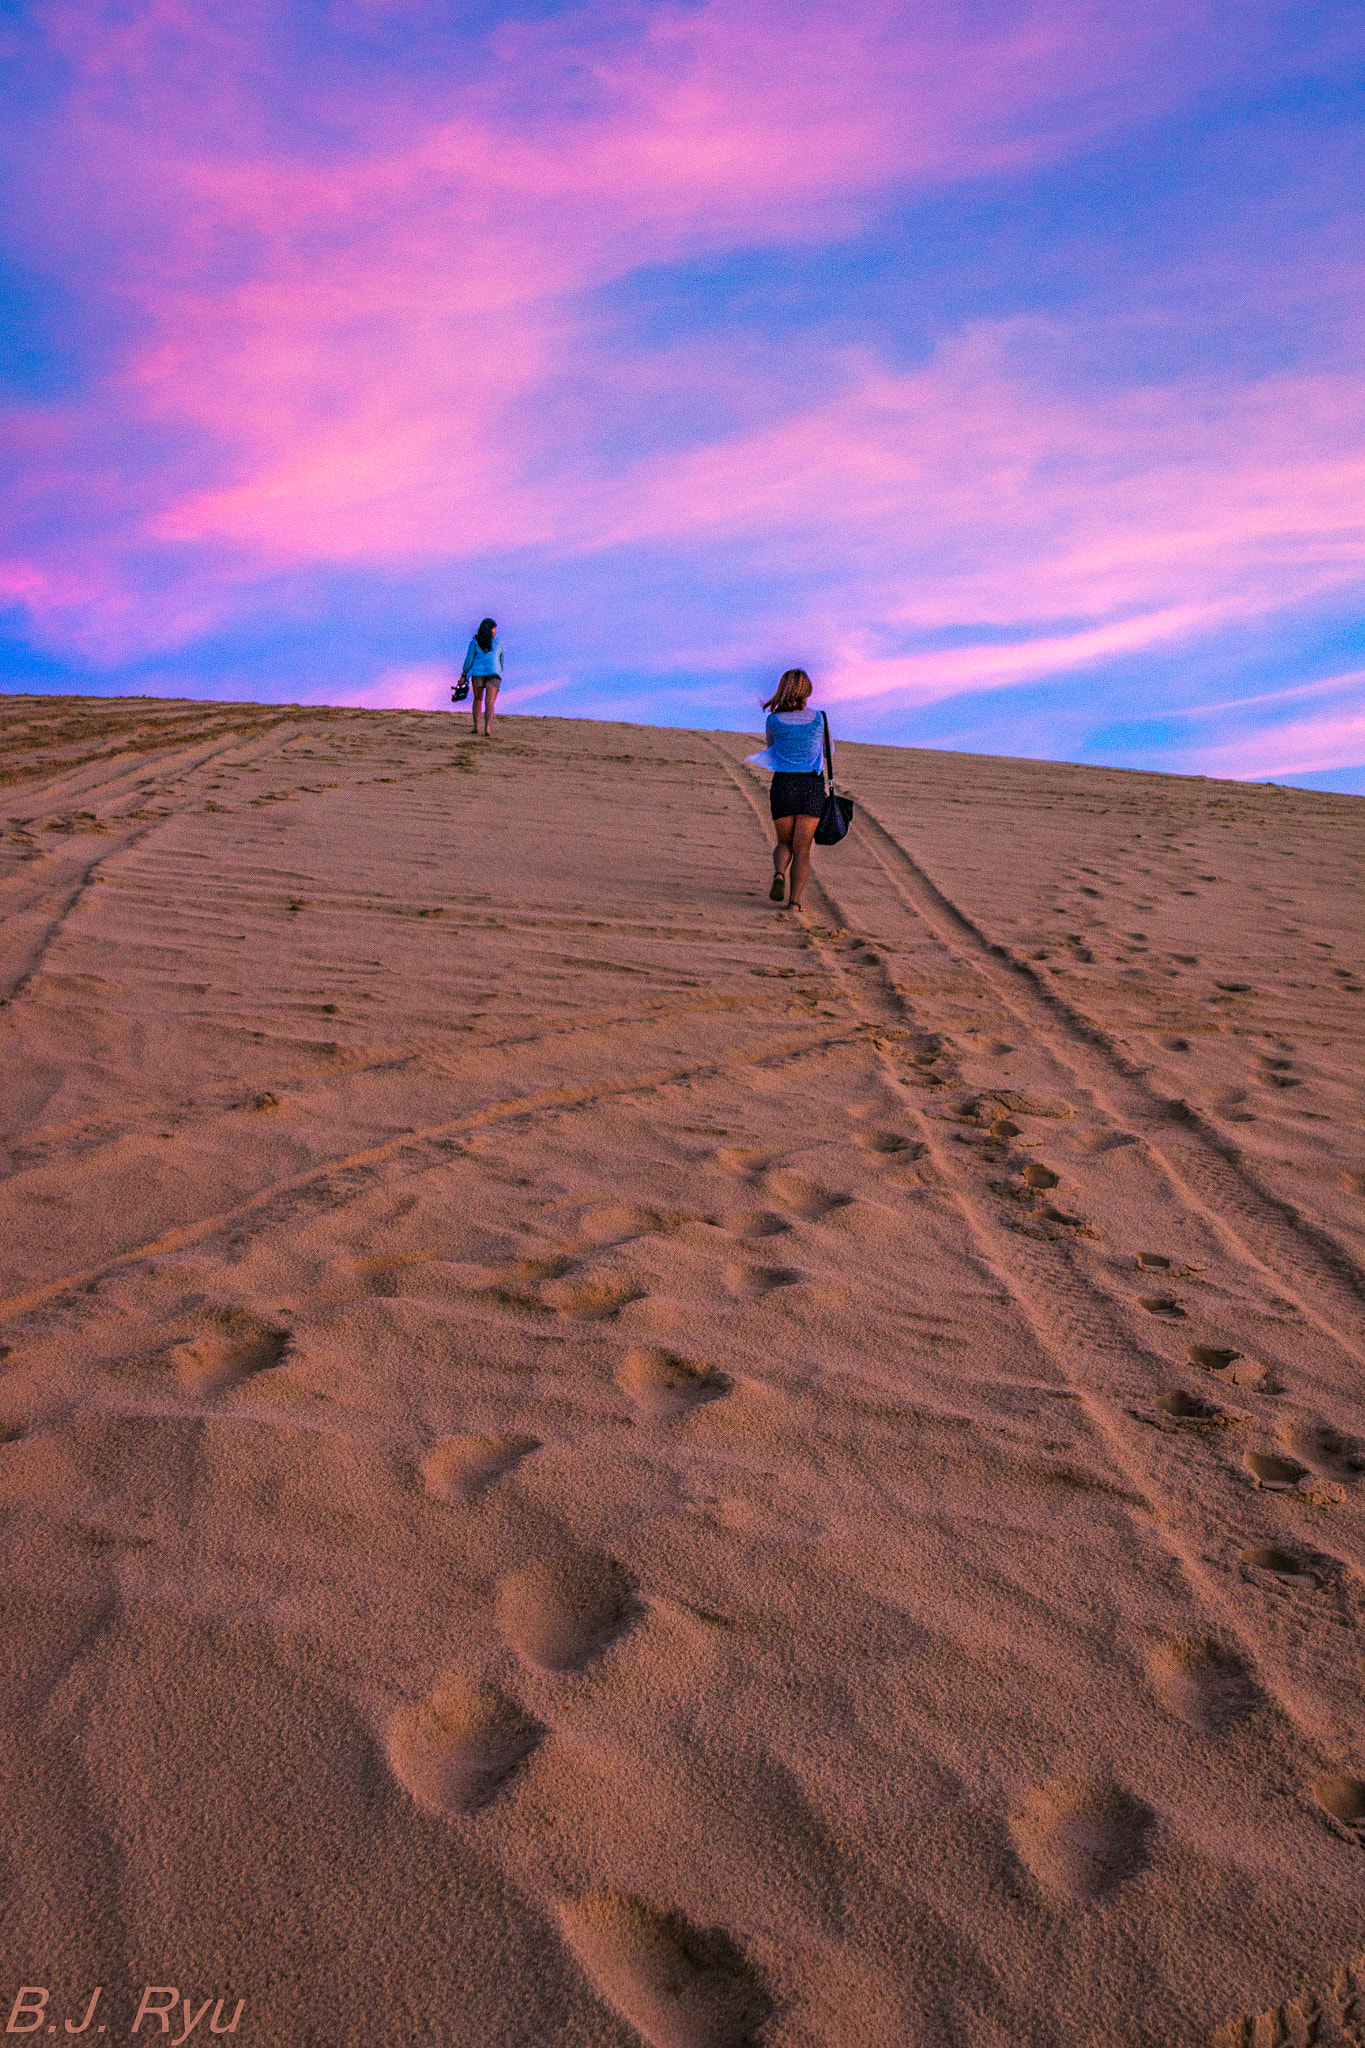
(1181, 705, 1365, 780)
(319, 663, 569, 714)
(1176, 669, 1365, 720)
(323, 661, 454, 711)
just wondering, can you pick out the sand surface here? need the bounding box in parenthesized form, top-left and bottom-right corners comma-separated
(2, 694, 1364, 2046)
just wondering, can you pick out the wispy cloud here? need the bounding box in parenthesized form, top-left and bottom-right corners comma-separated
(1181, 707, 1365, 780)
(323, 662, 453, 712)
(1162, 667, 1365, 722)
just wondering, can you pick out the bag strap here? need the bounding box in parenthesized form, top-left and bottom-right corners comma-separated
(821, 711, 834, 790)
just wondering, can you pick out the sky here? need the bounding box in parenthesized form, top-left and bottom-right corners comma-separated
(1, 0, 1364, 791)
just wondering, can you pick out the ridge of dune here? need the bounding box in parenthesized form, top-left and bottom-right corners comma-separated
(1, 694, 1364, 2046)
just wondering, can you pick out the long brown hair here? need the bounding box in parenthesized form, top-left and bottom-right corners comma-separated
(763, 668, 812, 712)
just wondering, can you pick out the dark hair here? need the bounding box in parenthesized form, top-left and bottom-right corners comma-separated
(475, 618, 497, 653)
(763, 668, 812, 712)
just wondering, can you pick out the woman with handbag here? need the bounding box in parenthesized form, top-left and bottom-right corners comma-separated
(457, 618, 503, 735)
(746, 668, 839, 910)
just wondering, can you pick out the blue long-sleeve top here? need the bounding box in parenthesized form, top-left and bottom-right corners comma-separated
(746, 709, 825, 774)
(463, 636, 504, 678)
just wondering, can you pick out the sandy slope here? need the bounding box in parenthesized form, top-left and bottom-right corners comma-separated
(1, 694, 1364, 2048)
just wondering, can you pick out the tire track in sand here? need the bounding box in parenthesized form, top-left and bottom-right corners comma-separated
(1, 723, 322, 1008)
(0, 1019, 873, 1323)
(709, 733, 1365, 1365)
(848, 786, 1365, 1355)
(706, 735, 1364, 1755)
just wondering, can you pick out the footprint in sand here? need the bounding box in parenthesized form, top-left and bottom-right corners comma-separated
(1188, 1344, 1237, 1370)
(724, 1264, 801, 1299)
(990, 1118, 1020, 1139)
(1154, 1390, 1221, 1422)
(1245, 1450, 1310, 1492)
(1022, 1164, 1059, 1190)
(712, 1145, 777, 1176)
(1189, 1345, 1270, 1391)
(714, 1209, 789, 1240)
(496, 1551, 635, 1671)
(1139, 1294, 1188, 1319)
(541, 1274, 651, 1320)
(1148, 1639, 1259, 1732)
(617, 1348, 729, 1422)
(168, 1320, 289, 1395)
(1014, 1780, 1155, 1904)
(420, 1433, 539, 1502)
(761, 1168, 848, 1219)
(1315, 1776, 1365, 1833)
(556, 1890, 772, 2048)
(855, 1129, 917, 1155)
(386, 1674, 541, 1817)
(1240, 1545, 1318, 1588)
(1293, 1426, 1365, 1480)
(992, 1091, 1073, 1120)
(503, 1254, 577, 1283)
(1034, 1204, 1085, 1229)
(578, 1205, 671, 1247)
(1136, 1251, 1171, 1270)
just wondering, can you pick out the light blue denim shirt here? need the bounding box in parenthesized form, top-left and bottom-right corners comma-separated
(746, 709, 824, 774)
(463, 636, 504, 678)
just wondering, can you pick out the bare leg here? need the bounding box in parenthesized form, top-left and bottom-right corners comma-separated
(772, 814, 795, 896)
(470, 684, 484, 734)
(482, 681, 499, 735)
(786, 814, 819, 908)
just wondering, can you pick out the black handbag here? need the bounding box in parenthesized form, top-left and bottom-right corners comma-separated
(451, 678, 470, 702)
(813, 712, 853, 845)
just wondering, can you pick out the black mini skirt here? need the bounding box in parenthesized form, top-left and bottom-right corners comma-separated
(769, 769, 825, 821)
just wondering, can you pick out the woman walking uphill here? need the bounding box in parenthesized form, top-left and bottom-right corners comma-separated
(458, 618, 503, 735)
(746, 668, 827, 910)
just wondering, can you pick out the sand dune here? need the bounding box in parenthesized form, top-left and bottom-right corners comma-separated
(1, 694, 1364, 2046)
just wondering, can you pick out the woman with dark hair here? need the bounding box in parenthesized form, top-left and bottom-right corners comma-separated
(458, 618, 503, 735)
(746, 668, 826, 910)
